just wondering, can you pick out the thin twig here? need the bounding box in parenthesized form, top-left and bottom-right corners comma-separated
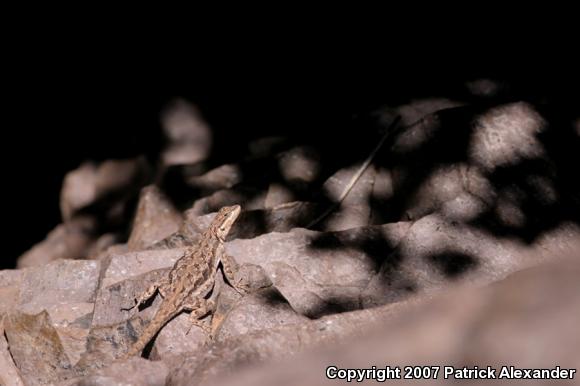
(306, 115, 401, 229)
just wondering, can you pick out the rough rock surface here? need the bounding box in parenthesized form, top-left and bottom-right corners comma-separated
(7, 260, 100, 371)
(17, 217, 97, 268)
(189, 186, 266, 216)
(0, 325, 25, 386)
(161, 99, 212, 167)
(207, 252, 580, 386)
(2, 96, 579, 385)
(127, 185, 183, 251)
(317, 163, 377, 231)
(59, 357, 169, 386)
(60, 157, 150, 222)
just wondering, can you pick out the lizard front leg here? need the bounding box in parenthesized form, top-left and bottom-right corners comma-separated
(221, 254, 250, 294)
(124, 276, 170, 311)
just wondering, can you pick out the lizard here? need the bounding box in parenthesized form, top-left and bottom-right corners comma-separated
(121, 204, 245, 358)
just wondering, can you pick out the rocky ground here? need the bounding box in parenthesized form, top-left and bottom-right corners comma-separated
(1, 85, 579, 385)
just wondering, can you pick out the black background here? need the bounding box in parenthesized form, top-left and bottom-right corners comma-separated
(3, 33, 577, 269)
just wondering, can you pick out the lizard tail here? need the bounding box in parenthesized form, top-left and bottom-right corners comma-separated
(121, 308, 178, 359)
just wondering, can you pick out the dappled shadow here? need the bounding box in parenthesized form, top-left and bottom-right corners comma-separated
(426, 251, 479, 279)
(149, 94, 579, 319)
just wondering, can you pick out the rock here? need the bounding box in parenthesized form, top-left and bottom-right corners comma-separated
(4, 311, 71, 386)
(207, 250, 580, 386)
(377, 103, 568, 235)
(227, 222, 411, 317)
(148, 313, 209, 360)
(465, 78, 506, 98)
(402, 163, 495, 222)
(0, 326, 25, 386)
(60, 157, 150, 222)
(127, 185, 183, 251)
(92, 249, 184, 327)
(152, 202, 326, 249)
(247, 136, 289, 158)
(376, 98, 464, 128)
(17, 216, 97, 268)
(189, 186, 266, 216)
(86, 233, 120, 260)
(469, 102, 547, 172)
(362, 214, 580, 308)
(215, 286, 309, 341)
(161, 99, 212, 166)
(187, 202, 326, 241)
(63, 357, 168, 386)
(167, 294, 423, 386)
(369, 166, 395, 224)
(264, 183, 296, 208)
(185, 164, 243, 194)
(17, 259, 100, 315)
(87, 249, 203, 361)
(317, 162, 376, 231)
(13, 260, 100, 365)
(59, 162, 99, 222)
(0, 269, 23, 315)
(74, 319, 144, 374)
(277, 146, 321, 187)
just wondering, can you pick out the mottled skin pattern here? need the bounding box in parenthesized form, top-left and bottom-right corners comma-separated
(122, 205, 243, 358)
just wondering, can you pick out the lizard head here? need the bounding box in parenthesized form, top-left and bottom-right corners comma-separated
(213, 205, 241, 241)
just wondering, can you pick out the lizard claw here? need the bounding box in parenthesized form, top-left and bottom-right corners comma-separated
(121, 300, 138, 312)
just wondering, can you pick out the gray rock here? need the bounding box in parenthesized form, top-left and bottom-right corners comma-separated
(469, 102, 547, 172)
(277, 146, 321, 186)
(376, 98, 464, 128)
(88, 248, 210, 361)
(319, 163, 376, 231)
(167, 294, 422, 386)
(148, 313, 209, 360)
(59, 162, 99, 222)
(4, 311, 71, 386)
(0, 269, 23, 315)
(227, 222, 411, 317)
(264, 183, 297, 208)
(63, 357, 168, 386)
(15, 260, 100, 365)
(161, 99, 212, 166)
(0, 327, 25, 386)
(247, 136, 289, 158)
(362, 214, 580, 308)
(402, 163, 495, 222)
(17, 217, 97, 268)
(215, 286, 309, 341)
(207, 249, 580, 386)
(154, 202, 326, 248)
(60, 157, 150, 222)
(86, 233, 120, 260)
(17, 259, 100, 314)
(185, 164, 244, 194)
(127, 185, 183, 251)
(189, 186, 266, 216)
(93, 249, 184, 327)
(466, 78, 506, 98)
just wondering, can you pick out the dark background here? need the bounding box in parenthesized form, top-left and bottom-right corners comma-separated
(3, 39, 577, 269)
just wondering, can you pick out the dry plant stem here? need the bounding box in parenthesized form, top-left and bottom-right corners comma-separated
(306, 115, 401, 229)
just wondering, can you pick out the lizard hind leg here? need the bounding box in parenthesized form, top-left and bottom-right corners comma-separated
(183, 298, 216, 336)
